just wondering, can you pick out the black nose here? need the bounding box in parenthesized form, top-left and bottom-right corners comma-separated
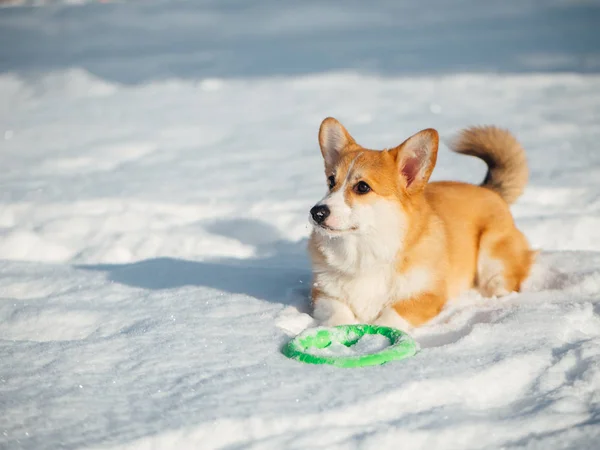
(310, 205, 330, 224)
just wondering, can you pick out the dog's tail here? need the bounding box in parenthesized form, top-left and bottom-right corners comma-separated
(449, 126, 528, 205)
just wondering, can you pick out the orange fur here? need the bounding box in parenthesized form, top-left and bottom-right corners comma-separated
(309, 118, 535, 329)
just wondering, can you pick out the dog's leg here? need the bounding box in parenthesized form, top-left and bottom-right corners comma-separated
(312, 296, 358, 326)
(375, 292, 446, 329)
(477, 229, 535, 297)
(373, 306, 414, 332)
(477, 250, 511, 297)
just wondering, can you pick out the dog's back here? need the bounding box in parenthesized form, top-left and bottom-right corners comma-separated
(420, 127, 533, 304)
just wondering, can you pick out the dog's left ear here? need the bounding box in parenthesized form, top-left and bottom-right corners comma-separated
(393, 128, 439, 194)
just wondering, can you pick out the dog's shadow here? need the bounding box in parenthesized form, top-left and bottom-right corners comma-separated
(80, 219, 593, 349)
(78, 218, 312, 311)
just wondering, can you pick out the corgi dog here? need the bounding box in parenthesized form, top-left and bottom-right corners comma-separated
(308, 117, 535, 331)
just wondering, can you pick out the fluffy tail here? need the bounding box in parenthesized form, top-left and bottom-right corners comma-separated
(450, 126, 528, 204)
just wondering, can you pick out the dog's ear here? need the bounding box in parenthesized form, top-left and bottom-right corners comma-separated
(318, 117, 355, 169)
(393, 128, 439, 194)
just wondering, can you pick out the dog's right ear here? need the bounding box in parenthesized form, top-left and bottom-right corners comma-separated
(318, 117, 355, 169)
(393, 128, 439, 195)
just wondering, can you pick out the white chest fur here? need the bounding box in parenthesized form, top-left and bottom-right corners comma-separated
(313, 265, 431, 323)
(310, 200, 429, 323)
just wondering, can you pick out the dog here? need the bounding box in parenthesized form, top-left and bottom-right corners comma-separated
(308, 117, 535, 331)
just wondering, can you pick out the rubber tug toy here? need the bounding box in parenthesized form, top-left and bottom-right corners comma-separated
(282, 324, 418, 368)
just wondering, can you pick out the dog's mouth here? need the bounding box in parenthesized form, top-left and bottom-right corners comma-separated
(308, 213, 358, 234)
(312, 222, 358, 234)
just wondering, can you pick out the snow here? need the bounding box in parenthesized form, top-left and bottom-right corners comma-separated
(344, 334, 391, 355)
(314, 335, 390, 356)
(294, 329, 393, 357)
(1, 1, 600, 449)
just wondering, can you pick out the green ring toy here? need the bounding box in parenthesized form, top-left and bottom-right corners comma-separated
(282, 324, 418, 368)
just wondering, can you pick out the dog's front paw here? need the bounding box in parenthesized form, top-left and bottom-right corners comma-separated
(373, 307, 414, 333)
(321, 315, 360, 327)
(313, 297, 358, 327)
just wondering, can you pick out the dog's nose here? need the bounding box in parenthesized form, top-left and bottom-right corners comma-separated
(310, 205, 330, 224)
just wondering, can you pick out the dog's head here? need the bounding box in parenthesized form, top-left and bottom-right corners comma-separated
(309, 117, 439, 240)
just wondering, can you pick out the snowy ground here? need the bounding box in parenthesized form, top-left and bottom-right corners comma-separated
(2, 1, 600, 449)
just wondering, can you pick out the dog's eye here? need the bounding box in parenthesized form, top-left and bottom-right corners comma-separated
(328, 175, 335, 190)
(354, 181, 371, 194)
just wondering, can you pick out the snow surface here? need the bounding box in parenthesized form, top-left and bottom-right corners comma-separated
(2, 1, 600, 449)
(294, 329, 393, 357)
(309, 337, 388, 357)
